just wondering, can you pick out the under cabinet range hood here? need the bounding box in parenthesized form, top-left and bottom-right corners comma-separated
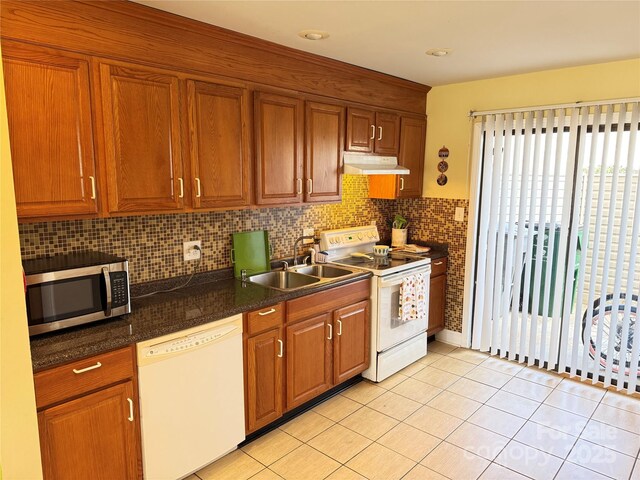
(343, 153, 410, 175)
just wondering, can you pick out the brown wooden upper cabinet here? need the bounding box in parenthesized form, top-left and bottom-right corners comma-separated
(346, 107, 400, 155)
(369, 115, 426, 199)
(254, 92, 304, 205)
(187, 80, 251, 209)
(2, 41, 99, 219)
(99, 61, 184, 213)
(304, 102, 345, 203)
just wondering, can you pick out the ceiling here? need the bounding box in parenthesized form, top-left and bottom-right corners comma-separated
(132, 1, 640, 87)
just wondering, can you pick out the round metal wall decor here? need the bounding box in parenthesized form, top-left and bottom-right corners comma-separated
(437, 173, 448, 186)
(438, 160, 448, 172)
(438, 146, 449, 158)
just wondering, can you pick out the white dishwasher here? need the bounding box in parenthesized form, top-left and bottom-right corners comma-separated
(137, 314, 245, 480)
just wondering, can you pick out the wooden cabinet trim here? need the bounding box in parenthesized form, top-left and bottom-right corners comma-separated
(1, 1, 429, 114)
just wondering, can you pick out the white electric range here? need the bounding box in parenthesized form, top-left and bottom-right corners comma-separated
(320, 226, 431, 382)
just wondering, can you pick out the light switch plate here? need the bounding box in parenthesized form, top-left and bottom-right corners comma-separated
(455, 207, 465, 222)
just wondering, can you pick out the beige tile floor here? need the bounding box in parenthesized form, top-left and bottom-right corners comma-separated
(189, 342, 640, 480)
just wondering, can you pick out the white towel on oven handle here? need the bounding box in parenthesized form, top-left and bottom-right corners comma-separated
(398, 273, 427, 323)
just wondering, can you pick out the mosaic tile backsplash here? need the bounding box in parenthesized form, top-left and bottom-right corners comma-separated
(397, 197, 470, 333)
(19, 175, 468, 333)
(20, 176, 390, 281)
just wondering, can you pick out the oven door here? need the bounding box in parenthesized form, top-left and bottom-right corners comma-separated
(376, 265, 431, 352)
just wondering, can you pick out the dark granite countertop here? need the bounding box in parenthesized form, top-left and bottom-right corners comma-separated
(30, 269, 372, 372)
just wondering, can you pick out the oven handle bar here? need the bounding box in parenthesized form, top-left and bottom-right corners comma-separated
(379, 265, 431, 288)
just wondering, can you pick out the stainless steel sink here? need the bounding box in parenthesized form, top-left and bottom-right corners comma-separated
(247, 271, 320, 290)
(291, 265, 353, 278)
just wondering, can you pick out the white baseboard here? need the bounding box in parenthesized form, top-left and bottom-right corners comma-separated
(434, 329, 463, 347)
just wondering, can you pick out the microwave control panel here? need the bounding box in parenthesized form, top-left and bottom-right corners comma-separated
(110, 271, 129, 307)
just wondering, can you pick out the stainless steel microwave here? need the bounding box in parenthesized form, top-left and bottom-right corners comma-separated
(23, 252, 131, 336)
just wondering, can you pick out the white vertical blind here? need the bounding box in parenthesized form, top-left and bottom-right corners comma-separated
(470, 100, 640, 394)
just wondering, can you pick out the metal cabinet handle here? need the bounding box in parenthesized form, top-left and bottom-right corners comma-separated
(258, 308, 276, 316)
(434, 261, 444, 265)
(296, 178, 303, 195)
(378, 126, 383, 141)
(195, 177, 201, 198)
(103, 267, 112, 316)
(400, 177, 405, 191)
(178, 177, 184, 198)
(327, 323, 333, 340)
(127, 398, 134, 422)
(73, 362, 102, 374)
(337, 319, 342, 336)
(307, 178, 313, 194)
(89, 176, 96, 200)
(277, 339, 284, 358)
(370, 125, 375, 140)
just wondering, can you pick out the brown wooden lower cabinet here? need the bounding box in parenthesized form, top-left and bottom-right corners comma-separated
(38, 381, 139, 480)
(34, 346, 141, 480)
(427, 257, 447, 336)
(245, 327, 284, 433)
(286, 313, 332, 409)
(243, 279, 371, 434)
(334, 300, 370, 384)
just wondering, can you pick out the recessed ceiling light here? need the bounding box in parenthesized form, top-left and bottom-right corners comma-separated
(426, 48, 452, 57)
(298, 30, 330, 41)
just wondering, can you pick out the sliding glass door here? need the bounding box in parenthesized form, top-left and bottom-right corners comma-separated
(469, 102, 640, 393)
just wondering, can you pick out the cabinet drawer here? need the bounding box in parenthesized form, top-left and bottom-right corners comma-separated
(34, 346, 135, 409)
(287, 279, 370, 324)
(430, 257, 447, 277)
(246, 302, 284, 336)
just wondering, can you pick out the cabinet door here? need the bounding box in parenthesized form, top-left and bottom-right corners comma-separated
(397, 116, 426, 198)
(334, 300, 370, 384)
(346, 107, 375, 153)
(286, 314, 332, 409)
(305, 102, 344, 203)
(187, 80, 251, 209)
(245, 328, 284, 433)
(254, 92, 303, 205)
(2, 41, 98, 218)
(38, 381, 138, 480)
(374, 112, 400, 155)
(99, 62, 183, 213)
(428, 273, 446, 336)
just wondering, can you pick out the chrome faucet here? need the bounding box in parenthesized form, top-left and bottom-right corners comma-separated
(293, 236, 315, 265)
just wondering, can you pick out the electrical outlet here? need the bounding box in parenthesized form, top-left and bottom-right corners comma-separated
(454, 207, 465, 222)
(183, 240, 201, 261)
(303, 228, 315, 244)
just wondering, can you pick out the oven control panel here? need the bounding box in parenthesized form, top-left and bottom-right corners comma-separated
(320, 226, 380, 251)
